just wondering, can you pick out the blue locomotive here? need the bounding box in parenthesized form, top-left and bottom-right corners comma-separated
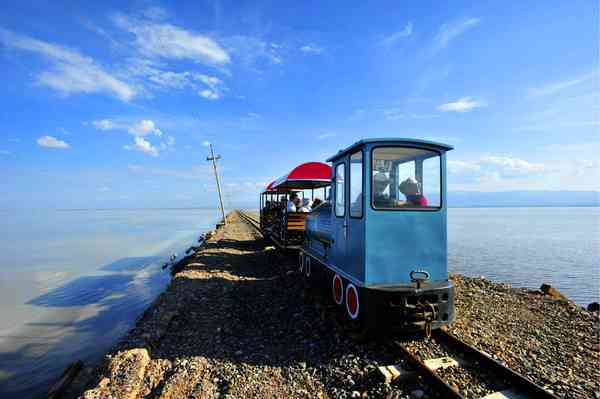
(262, 138, 454, 333)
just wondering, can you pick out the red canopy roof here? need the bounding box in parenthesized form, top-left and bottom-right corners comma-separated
(271, 162, 332, 190)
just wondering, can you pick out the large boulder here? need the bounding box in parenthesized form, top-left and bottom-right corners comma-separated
(540, 283, 569, 302)
(587, 302, 599, 312)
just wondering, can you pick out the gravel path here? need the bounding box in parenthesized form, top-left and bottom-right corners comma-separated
(73, 211, 599, 399)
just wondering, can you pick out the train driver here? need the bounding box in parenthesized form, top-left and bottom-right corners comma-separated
(373, 172, 394, 208)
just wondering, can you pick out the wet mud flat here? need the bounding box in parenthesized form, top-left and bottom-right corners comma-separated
(67, 211, 599, 398)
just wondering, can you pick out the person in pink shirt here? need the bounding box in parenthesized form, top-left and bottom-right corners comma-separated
(399, 177, 428, 206)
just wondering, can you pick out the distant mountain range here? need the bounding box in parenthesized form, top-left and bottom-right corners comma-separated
(448, 191, 599, 208)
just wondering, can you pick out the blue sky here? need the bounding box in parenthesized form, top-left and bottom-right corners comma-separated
(0, 0, 597, 209)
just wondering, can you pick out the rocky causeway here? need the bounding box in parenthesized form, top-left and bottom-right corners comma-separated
(65, 211, 599, 399)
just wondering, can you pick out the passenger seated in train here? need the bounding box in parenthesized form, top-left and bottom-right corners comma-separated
(299, 198, 312, 212)
(373, 173, 428, 208)
(398, 177, 428, 206)
(286, 193, 299, 212)
(312, 198, 323, 209)
(293, 196, 302, 211)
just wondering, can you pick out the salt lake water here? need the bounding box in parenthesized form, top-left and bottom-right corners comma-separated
(448, 207, 599, 305)
(0, 207, 598, 398)
(0, 208, 220, 398)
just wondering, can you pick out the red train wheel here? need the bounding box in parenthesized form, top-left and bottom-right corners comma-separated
(345, 284, 359, 320)
(332, 274, 343, 305)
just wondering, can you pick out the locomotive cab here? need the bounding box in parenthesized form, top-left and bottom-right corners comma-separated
(302, 138, 454, 333)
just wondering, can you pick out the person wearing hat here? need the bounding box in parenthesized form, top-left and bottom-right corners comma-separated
(398, 177, 428, 206)
(373, 172, 395, 208)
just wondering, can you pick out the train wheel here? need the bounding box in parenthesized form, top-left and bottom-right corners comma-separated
(298, 252, 304, 273)
(345, 284, 360, 320)
(332, 274, 343, 305)
(304, 256, 311, 277)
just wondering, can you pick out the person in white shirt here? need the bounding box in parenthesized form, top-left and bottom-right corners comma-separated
(286, 193, 299, 212)
(286, 199, 297, 212)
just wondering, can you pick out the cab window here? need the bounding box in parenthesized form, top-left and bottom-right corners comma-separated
(349, 151, 363, 217)
(335, 163, 345, 216)
(372, 147, 441, 209)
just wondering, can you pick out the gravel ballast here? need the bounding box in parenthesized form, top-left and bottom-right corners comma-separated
(72, 211, 599, 399)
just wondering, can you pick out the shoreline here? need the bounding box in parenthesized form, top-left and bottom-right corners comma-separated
(62, 211, 598, 398)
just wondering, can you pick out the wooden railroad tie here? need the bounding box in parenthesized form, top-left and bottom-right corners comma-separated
(377, 356, 459, 384)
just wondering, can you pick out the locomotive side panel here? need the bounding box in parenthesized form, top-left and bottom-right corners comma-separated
(364, 208, 447, 285)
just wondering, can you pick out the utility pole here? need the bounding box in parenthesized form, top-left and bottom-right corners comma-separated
(206, 143, 227, 225)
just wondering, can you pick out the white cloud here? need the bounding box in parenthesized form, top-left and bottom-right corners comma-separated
(431, 18, 480, 54)
(128, 120, 162, 137)
(196, 74, 223, 99)
(438, 97, 486, 112)
(97, 186, 111, 192)
(449, 156, 546, 181)
(0, 28, 135, 101)
(317, 132, 336, 140)
(448, 155, 600, 191)
(223, 36, 283, 67)
(126, 59, 226, 98)
(112, 15, 230, 66)
(479, 156, 546, 175)
(37, 135, 70, 149)
(92, 119, 115, 130)
(448, 160, 482, 174)
(199, 89, 219, 100)
(528, 72, 596, 97)
(125, 136, 159, 156)
(300, 44, 324, 55)
(380, 22, 413, 46)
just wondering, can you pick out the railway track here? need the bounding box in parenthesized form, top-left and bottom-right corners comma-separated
(237, 209, 262, 234)
(388, 329, 559, 399)
(238, 209, 556, 398)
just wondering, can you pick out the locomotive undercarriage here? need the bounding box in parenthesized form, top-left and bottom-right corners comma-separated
(302, 249, 454, 334)
(361, 281, 455, 334)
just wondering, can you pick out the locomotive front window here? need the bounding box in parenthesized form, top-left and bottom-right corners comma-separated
(372, 147, 441, 210)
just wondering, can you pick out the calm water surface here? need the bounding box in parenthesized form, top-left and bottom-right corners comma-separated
(0, 207, 597, 398)
(448, 207, 599, 305)
(0, 208, 220, 398)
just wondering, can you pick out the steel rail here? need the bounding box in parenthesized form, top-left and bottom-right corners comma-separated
(392, 330, 559, 399)
(237, 210, 262, 234)
(436, 330, 559, 399)
(391, 340, 463, 398)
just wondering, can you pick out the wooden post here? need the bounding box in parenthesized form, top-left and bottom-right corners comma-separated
(206, 143, 227, 225)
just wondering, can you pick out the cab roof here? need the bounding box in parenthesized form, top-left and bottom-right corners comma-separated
(326, 138, 453, 162)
